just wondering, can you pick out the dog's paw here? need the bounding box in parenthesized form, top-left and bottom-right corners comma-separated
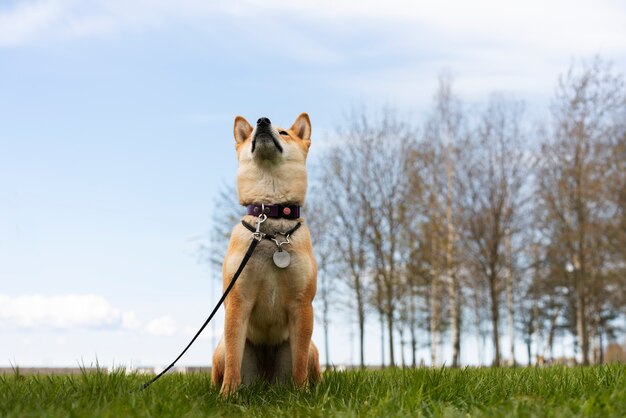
(219, 380, 240, 398)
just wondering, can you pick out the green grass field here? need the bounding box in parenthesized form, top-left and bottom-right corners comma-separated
(1, 365, 624, 417)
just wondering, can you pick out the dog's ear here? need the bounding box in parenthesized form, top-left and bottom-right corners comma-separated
(290, 113, 311, 144)
(234, 116, 253, 144)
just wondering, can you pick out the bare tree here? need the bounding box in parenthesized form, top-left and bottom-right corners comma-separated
(457, 95, 528, 366)
(306, 189, 336, 368)
(317, 113, 373, 368)
(536, 57, 626, 365)
(356, 108, 420, 367)
(421, 73, 465, 366)
(423, 154, 445, 366)
(402, 199, 434, 367)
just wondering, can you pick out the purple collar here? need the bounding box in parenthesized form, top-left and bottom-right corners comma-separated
(246, 203, 301, 219)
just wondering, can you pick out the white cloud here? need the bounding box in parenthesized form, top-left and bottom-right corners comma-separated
(0, 0, 66, 46)
(255, 0, 626, 55)
(145, 315, 177, 336)
(0, 0, 624, 56)
(0, 293, 139, 330)
(121, 311, 141, 329)
(0, 0, 223, 46)
(0, 293, 191, 340)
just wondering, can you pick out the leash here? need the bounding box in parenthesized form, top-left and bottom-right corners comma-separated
(138, 215, 267, 391)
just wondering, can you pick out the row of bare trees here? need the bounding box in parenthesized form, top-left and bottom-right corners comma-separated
(529, 58, 626, 365)
(208, 57, 626, 367)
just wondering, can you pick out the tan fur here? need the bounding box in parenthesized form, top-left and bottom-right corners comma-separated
(212, 113, 321, 396)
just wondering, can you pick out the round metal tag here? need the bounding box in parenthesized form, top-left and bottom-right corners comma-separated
(272, 250, 291, 268)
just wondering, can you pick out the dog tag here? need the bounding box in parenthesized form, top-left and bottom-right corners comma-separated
(272, 249, 291, 268)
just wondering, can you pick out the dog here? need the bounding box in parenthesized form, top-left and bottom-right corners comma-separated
(212, 113, 321, 396)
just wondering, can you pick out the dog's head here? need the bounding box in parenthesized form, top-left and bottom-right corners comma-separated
(232, 113, 312, 206)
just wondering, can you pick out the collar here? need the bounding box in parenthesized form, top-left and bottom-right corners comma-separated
(246, 203, 301, 219)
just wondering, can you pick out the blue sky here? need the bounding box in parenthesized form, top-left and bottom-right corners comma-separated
(1, 0, 625, 368)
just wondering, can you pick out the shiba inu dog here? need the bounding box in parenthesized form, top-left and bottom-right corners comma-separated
(212, 113, 321, 396)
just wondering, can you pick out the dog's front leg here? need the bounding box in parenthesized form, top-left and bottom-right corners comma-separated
(288, 302, 314, 387)
(221, 292, 252, 396)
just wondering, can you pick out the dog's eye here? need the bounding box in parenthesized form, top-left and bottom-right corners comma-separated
(279, 130, 289, 136)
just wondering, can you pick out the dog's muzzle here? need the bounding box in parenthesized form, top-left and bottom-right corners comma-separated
(252, 117, 283, 155)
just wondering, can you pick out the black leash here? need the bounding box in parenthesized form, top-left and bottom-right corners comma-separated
(138, 236, 260, 391)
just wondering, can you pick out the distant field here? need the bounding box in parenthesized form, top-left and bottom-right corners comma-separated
(1, 365, 624, 417)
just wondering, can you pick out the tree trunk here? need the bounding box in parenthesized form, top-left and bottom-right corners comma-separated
(531, 250, 541, 366)
(573, 138, 590, 366)
(386, 290, 396, 367)
(355, 274, 366, 369)
(505, 230, 515, 367)
(399, 327, 406, 368)
(532, 298, 541, 366)
(598, 322, 604, 365)
(445, 140, 461, 368)
(410, 325, 417, 368)
(589, 322, 598, 365)
(574, 260, 590, 365)
(446, 248, 460, 367)
(489, 269, 501, 366)
(575, 268, 589, 365)
(322, 278, 330, 367)
(323, 317, 330, 368)
(451, 293, 461, 367)
(547, 310, 558, 362)
(430, 233, 441, 367)
(409, 284, 418, 368)
(379, 310, 385, 368)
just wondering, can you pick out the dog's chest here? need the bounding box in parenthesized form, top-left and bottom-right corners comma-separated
(244, 239, 310, 303)
(235, 221, 313, 344)
(223, 218, 315, 344)
(240, 243, 305, 344)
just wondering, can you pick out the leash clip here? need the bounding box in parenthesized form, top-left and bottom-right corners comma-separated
(253, 211, 267, 241)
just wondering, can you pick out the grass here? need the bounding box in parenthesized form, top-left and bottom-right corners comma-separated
(1, 365, 624, 417)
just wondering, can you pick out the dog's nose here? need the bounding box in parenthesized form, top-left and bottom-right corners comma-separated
(257, 117, 271, 127)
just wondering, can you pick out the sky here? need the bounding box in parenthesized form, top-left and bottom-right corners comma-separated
(1, 0, 625, 369)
